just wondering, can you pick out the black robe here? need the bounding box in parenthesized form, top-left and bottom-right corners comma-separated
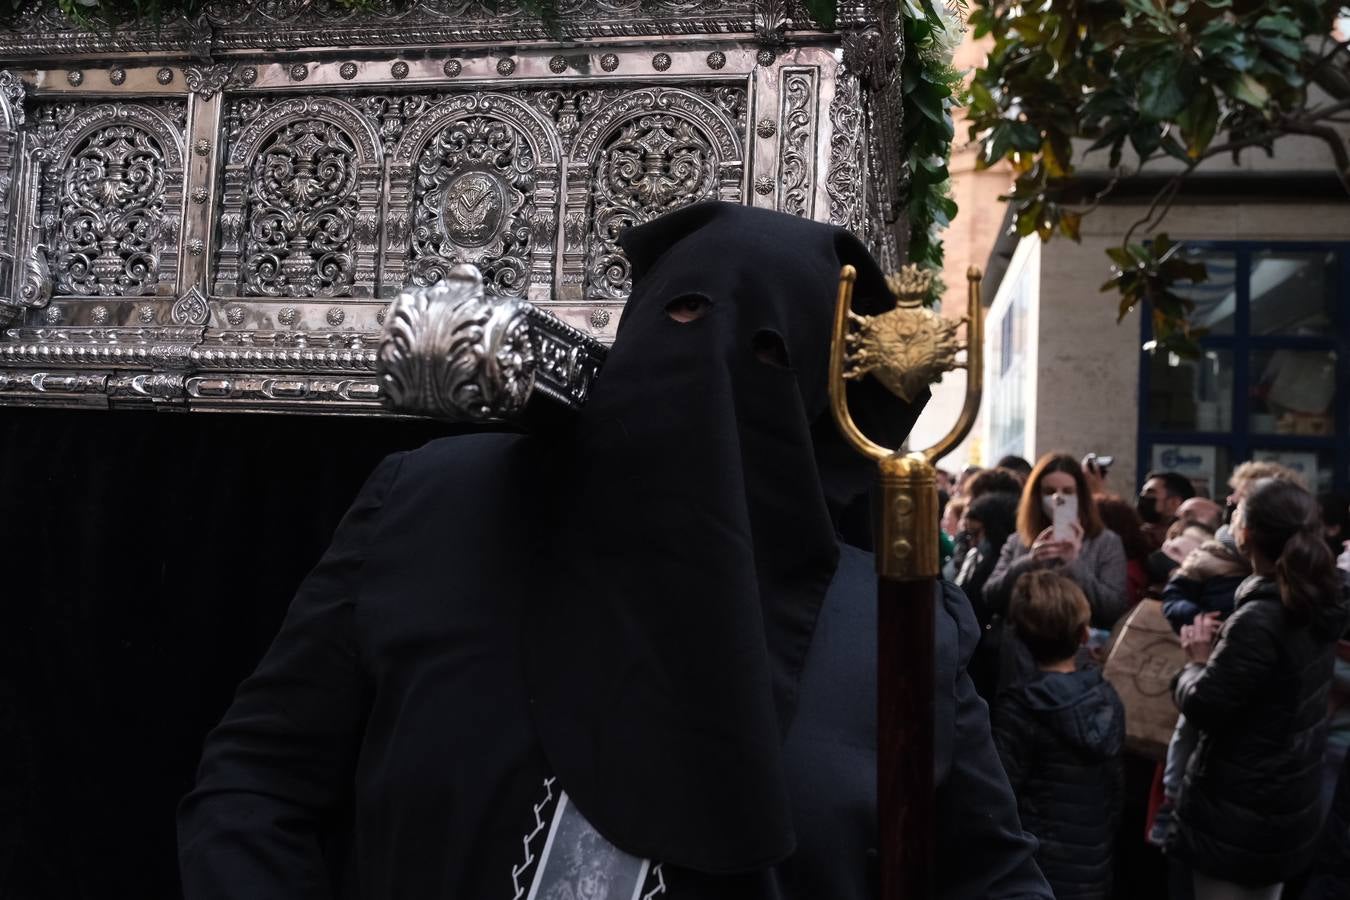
(178, 433, 1051, 899)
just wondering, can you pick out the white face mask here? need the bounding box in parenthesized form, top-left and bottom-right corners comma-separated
(1042, 492, 1078, 521)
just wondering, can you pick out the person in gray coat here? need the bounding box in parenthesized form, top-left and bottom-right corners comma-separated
(984, 453, 1129, 632)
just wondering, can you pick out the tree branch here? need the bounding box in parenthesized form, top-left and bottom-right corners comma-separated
(1306, 97, 1350, 121)
(1315, 38, 1350, 67)
(1277, 116, 1350, 194)
(1063, 170, 1123, 216)
(1121, 165, 1194, 249)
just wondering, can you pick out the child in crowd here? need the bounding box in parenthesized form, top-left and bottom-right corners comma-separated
(994, 571, 1125, 900)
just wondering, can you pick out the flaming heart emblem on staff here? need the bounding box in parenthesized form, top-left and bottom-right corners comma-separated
(841, 265, 965, 405)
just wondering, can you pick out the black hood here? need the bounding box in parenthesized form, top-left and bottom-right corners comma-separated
(523, 202, 926, 875)
(1021, 668, 1124, 761)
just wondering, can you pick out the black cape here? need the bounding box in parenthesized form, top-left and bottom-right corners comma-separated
(179, 202, 1050, 898)
(178, 438, 1050, 899)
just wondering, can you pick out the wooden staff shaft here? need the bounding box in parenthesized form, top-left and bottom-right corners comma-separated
(879, 576, 936, 900)
(876, 453, 940, 900)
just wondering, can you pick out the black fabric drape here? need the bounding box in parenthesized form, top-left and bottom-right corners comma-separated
(0, 407, 451, 900)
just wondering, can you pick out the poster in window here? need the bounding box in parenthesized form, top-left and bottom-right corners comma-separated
(1151, 445, 1217, 499)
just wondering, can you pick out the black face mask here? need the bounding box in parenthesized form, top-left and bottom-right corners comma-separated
(1224, 501, 1237, 525)
(1137, 494, 1161, 524)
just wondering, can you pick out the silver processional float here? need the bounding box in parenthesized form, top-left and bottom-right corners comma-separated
(0, 1, 982, 894)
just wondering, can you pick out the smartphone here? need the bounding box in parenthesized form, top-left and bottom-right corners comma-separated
(1052, 495, 1079, 542)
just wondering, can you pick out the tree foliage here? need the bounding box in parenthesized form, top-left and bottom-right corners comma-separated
(902, 0, 967, 302)
(966, 0, 1350, 353)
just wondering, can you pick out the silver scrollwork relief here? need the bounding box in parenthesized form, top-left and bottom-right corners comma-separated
(171, 285, 209, 325)
(216, 96, 383, 299)
(35, 101, 186, 298)
(184, 64, 234, 99)
(0, 70, 24, 126)
(386, 92, 560, 303)
(244, 120, 360, 296)
(0, 27, 890, 418)
(569, 87, 744, 303)
(826, 63, 864, 233)
(777, 68, 816, 217)
(0, 1, 766, 57)
(0, 70, 25, 323)
(412, 117, 534, 293)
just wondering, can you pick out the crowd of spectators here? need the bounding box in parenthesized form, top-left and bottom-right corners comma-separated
(939, 454, 1350, 900)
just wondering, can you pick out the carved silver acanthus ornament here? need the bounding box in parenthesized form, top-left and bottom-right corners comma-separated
(379, 264, 604, 422)
(184, 64, 233, 99)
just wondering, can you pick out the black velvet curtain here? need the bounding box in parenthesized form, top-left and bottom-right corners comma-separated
(0, 407, 453, 900)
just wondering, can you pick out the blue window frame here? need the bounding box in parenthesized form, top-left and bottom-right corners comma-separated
(1137, 240, 1350, 498)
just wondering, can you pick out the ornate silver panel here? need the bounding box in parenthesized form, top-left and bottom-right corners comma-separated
(386, 92, 560, 302)
(0, 1, 906, 415)
(573, 87, 745, 304)
(30, 101, 187, 303)
(216, 97, 382, 299)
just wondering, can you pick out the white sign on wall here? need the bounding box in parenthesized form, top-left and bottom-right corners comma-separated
(1151, 444, 1218, 498)
(1252, 450, 1320, 487)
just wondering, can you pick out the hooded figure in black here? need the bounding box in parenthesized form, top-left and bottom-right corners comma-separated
(178, 202, 1050, 900)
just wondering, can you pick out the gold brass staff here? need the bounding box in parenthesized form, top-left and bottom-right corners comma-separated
(828, 264, 984, 900)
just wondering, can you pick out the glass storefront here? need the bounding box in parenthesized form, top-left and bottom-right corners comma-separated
(1138, 242, 1347, 498)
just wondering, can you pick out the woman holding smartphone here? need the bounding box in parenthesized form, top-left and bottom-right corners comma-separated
(984, 453, 1129, 631)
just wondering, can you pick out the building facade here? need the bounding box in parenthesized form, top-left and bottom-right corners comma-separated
(982, 192, 1350, 498)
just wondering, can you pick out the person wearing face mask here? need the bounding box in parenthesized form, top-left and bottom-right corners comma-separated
(1169, 479, 1350, 900)
(1138, 472, 1198, 552)
(984, 454, 1129, 636)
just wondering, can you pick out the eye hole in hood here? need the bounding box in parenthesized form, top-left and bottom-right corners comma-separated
(664, 292, 712, 323)
(752, 329, 791, 369)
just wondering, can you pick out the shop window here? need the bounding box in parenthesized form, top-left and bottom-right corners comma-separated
(1138, 242, 1348, 497)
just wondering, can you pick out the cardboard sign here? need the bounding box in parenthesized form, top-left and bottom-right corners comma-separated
(1102, 600, 1186, 759)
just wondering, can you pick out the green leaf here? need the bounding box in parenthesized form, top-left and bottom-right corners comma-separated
(1258, 34, 1305, 63)
(1137, 53, 1188, 121)
(1157, 133, 1191, 162)
(1129, 123, 1163, 158)
(909, 84, 946, 125)
(1008, 121, 1043, 152)
(1226, 73, 1271, 108)
(980, 123, 1013, 167)
(1118, 290, 1142, 322)
(1059, 210, 1083, 242)
(1015, 200, 1044, 237)
(1176, 86, 1219, 157)
(969, 79, 994, 111)
(1254, 14, 1301, 39)
(1105, 246, 1133, 267)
